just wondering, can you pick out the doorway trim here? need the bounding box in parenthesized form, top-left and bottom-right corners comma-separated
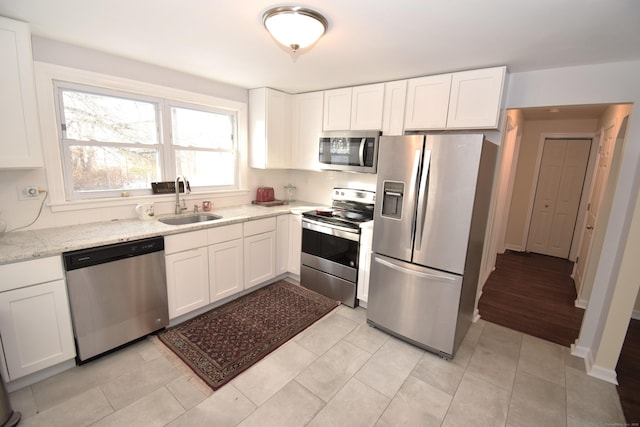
(521, 132, 596, 261)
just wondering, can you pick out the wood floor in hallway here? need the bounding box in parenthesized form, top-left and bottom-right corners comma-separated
(478, 250, 583, 347)
(477, 250, 640, 424)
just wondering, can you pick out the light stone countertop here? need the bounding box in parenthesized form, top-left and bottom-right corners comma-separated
(0, 201, 324, 265)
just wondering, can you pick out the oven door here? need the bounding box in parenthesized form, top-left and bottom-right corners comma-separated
(301, 219, 360, 306)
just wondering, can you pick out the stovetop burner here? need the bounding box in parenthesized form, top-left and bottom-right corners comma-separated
(302, 188, 375, 230)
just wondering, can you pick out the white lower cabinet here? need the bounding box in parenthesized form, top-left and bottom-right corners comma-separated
(0, 256, 75, 381)
(208, 239, 243, 302)
(165, 246, 210, 319)
(244, 218, 277, 289)
(166, 216, 297, 318)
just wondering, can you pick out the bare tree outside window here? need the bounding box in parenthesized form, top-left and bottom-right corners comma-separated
(57, 85, 239, 200)
(61, 90, 160, 192)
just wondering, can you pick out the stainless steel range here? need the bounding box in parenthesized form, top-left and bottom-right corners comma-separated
(300, 188, 375, 307)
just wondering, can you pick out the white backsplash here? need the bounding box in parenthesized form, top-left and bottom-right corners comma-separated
(0, 167, 378, 232)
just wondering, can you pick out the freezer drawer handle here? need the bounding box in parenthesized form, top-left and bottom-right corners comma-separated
(374, 256, 455, 282)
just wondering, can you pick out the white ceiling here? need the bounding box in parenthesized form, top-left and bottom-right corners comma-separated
(1, 0, 640, 94)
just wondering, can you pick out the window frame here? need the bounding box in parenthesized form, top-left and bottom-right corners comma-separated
(167, 100, 239, 192)
(55, 82, 240, 201)
(33, 62, 248, 211)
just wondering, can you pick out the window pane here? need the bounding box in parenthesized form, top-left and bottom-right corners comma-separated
(68, 145, 160, 191)
(175, 150, 235, 186)
(172, 107, 234, 149)
(62, 90, 158, 144)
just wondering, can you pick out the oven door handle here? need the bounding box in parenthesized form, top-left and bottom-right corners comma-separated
(302, 219, 360, 242)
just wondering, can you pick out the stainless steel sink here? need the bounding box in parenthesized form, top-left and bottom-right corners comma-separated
(159, 213, 222, 225)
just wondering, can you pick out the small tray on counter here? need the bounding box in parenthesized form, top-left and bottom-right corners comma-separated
(251, 199, 288, 207)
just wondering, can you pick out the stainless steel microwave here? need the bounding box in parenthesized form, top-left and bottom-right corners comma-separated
(318, 131, 381, 173)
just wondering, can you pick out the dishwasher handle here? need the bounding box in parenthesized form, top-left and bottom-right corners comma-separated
(63, 236, 165, 271)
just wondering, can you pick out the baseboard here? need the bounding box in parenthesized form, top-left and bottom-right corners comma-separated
(588, 364, 619, 385)
(6, 358, 76, 392)
(473, 308, 481, 323)
(575, 299, 588, 309)
(570, 341, 592, 365)
(504, 244, 524, 252)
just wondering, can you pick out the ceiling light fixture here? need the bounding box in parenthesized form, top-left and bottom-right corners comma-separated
(262, 6, 328, 53)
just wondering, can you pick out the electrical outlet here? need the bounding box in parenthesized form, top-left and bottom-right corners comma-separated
(17, 186, 40, 200)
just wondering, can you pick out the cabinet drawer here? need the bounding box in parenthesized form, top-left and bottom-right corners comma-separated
(243, 217, 276, 237)
(0, 256, 63, 292)
(164, 230, 208, 254)
(208, 223, 243, 245)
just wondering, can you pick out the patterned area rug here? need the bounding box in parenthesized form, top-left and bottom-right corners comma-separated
(158, 280, 338, 390)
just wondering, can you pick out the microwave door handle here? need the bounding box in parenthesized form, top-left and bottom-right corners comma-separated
(358, 138, 366, 166)
(414, 150, 431, 251)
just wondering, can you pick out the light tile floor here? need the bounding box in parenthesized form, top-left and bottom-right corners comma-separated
(10, 305, 626, 426)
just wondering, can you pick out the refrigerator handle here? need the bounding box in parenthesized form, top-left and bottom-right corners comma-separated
(414, 150, 431, 251)
(409, 149, 422, 246)
(374, 256, 456, 282)
(358, 138, 366, 166)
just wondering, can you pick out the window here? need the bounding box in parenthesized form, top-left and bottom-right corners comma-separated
(56, 83, 238, 200)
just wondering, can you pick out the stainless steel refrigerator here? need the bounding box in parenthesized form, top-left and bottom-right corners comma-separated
(367, 133, 497, 359)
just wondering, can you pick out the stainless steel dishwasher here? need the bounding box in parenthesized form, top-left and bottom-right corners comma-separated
(63, 236, 169, 362)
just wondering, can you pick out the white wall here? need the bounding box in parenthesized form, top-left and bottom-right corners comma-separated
(507, 60, 640, 381)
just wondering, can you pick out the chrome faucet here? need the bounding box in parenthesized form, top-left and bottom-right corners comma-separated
(175, 176, 189, 214)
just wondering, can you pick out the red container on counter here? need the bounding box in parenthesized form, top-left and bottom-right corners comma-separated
(256, 187, 275, 202)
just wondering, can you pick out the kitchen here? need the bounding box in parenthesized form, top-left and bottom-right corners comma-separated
(0, 1, 640, 425)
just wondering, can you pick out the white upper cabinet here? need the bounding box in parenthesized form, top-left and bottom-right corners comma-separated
(446, 66, 506, 129)
(323, 87, 352, 130)
(404, 74, 452, 130)
(323, 83, 385, 131)
(249, 87, 292, 169)
(404, 66, 507, 130)
(382, 80, 407, 136)
(0, 16, 43, 169)
(292, 91, 323, 170)
(350, 83, 385, 130)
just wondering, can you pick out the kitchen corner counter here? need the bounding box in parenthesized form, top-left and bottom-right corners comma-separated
(0, 201, 322, 265)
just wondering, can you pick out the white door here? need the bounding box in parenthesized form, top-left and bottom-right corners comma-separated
(0, 280, 75, 380)
(165, 247, 210, 319)
(244, 231, 276, 289)
(526, 139, 591, 258)
(209, 239, 244, 302)
(574, 121, 619, 294)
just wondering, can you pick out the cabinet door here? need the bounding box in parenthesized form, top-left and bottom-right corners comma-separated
(0, 17, 42, 168)
(0, 280, 75, 380)
(382, 80, 407, 136)
(249, 88, 292, 169)
(323, 88, 352, 131)
(209, 239, 244, 302)
(446, 66, 506, 129)
(404, 74, 452, 130)
(288, 214, 302, 276)
(165, 247, 209, 319)
(244, 231, 276, 289)
(276, 215, 289, 276)
(292, 91, 323, 170)
(350, 83, 385, 130)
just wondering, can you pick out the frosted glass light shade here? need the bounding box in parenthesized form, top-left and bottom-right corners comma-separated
(263, 7, 327, 52)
